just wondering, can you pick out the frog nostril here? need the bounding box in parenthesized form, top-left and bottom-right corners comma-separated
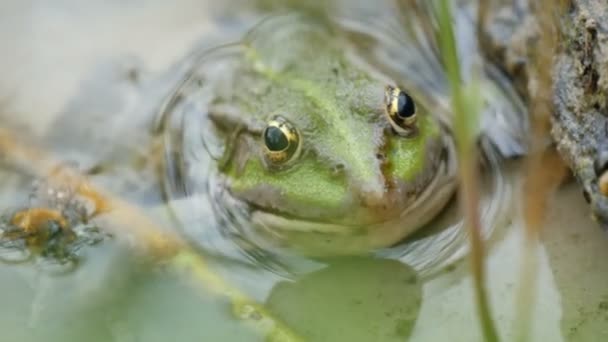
(331, 163, 345, 174)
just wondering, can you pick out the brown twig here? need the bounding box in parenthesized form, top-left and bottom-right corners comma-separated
(514, 0, 569, 341)
(0, 127, 304, 342)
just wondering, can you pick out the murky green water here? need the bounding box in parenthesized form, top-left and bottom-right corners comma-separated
(1, 1, 607, 341)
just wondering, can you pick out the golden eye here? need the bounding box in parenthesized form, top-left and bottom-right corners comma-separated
(262, 116, 301, 166)
(384, 85, 417, 135)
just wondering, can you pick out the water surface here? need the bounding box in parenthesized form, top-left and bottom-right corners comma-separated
(0, 1, 607, 341)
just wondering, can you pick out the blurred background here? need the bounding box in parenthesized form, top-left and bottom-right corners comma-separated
(0, 1, 608, 341)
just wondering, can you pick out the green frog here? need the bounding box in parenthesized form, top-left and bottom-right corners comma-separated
(201, 23, 455, 255)
(4, 3, 526, 264)
(158, 11, 524, 258)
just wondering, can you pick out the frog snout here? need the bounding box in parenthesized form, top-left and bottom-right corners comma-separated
(358, 188, 386, 208)
(352, 177, 393, 210)
(348, 165, 393, 209)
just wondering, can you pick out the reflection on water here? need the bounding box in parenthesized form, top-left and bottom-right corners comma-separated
(0, 1, 606, 342)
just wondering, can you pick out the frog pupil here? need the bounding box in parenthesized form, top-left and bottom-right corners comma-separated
(397, 91, 415, 118)
(265, 126, 289, 151)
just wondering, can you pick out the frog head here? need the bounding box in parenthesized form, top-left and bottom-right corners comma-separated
(169, 15, 457, 255)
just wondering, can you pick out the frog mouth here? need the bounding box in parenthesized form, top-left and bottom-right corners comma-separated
(239, 138, 458, 255)
(250, 154, 455, 233)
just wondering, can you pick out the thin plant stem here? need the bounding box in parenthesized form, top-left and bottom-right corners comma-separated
(437, 1, 499, 341)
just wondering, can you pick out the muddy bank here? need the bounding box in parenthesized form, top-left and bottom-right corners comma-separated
(479, 0, 608, 228)
(553, 0, 608, 226)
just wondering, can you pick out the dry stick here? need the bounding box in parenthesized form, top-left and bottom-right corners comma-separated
(514, 1, 569, 341)
(476, 0, 489, 39)
(0, 127, 304, 342)
(437, 1, 499, 341)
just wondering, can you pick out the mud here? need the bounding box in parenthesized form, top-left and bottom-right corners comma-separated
(552, 0, 608, 227)
(479, 0, 608, 229)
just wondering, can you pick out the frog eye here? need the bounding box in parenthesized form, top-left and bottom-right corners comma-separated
(384, 85, 417, 136)
(262, 116, 302, 166)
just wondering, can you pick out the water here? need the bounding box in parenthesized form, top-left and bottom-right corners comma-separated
(0, 1, 607, 341)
